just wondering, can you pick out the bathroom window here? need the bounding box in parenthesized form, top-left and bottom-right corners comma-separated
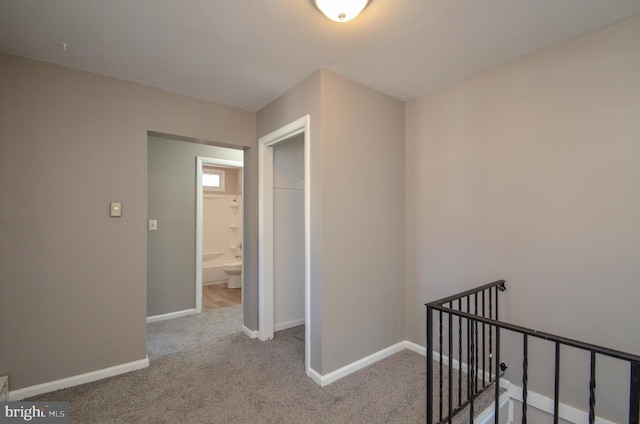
(203, 169, 225, 192)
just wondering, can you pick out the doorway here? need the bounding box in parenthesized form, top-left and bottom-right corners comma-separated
(146, 133, 244, 323)
(196, 157, 244, 312)
(258, 115, 311, 376)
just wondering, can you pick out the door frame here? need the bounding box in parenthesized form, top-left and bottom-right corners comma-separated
(196, 156, 244, 312)
(258, 115, 311, 375)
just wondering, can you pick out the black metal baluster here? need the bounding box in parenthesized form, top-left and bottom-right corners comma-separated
(426, 306, 433, 424)
(495, 285, 501, 424)
(554, 342, 560, 424)
(469, 316, 475, 423)
(467, 296, 471, 406)
(482, 289, 486, 389)
(448, 310, 453, 423)
(489, 287, 493, 384)
(494, 318, 501, 424)
(630, 361, 640, 424)
(497, 281, 506, 315)
(496, 283, 502, 322)
(589, 352, 596, 424)
(439, 310, 443, 423)
(458, 298, 463, 407)
(498, 282, 507, 422)
(467, 296, 473, 423)
(474, 293, 479, 395)
(523, 334, 528, 424)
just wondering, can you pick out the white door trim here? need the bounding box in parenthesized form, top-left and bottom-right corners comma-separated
(258, 115, 311, 376)
(196, 156, 243, 313)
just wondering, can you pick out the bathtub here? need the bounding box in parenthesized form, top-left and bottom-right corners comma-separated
(203, 258, 242, 284)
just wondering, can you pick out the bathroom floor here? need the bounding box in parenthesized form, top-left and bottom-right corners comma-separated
(202, 282, 241, 311)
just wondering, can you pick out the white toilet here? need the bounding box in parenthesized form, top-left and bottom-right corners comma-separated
(223, 263, 242, 289)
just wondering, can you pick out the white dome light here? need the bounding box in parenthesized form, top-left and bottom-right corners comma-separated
(315, 0, 370, 23)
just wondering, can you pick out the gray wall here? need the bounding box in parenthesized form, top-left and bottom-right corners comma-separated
(273, 135, 305, 330)
(257, 71, 324, 370)
(147, 136, 243, 317)
(0, 53, 256, 390)
(405, 15, 640, 422)
(320, 71, 405, 373)
(258, 70, 405, 375)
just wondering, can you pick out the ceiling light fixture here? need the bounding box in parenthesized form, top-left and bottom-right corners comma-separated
(315, 0, 371, 23)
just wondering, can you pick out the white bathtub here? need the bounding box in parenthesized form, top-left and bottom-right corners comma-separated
(203, 258, 241, 284)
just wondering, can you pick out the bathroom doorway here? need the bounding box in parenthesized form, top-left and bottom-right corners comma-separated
(147, 133, 244, 323)
(258, 115, 311, 377)
(196, 157, 244, 313)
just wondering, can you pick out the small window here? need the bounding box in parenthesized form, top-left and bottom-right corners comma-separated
(203, 169, 225, 192)
(203, 173, 221, 187)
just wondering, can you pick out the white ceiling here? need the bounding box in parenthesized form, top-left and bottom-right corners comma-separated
(1, 0, 639, 111)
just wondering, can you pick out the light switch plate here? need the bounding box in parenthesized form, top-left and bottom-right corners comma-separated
(148, 219, 157, 231)
(110, 202, 122, 217)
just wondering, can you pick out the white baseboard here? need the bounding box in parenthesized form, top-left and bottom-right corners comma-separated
(475, 391, 511, 424)
(274, 318, 305, 332)
(242, 325, 258, 339)
(405, 340, 427, 356)
(508, 383, 617, 424)
(307, 366, 324, 386)
(146, 308, 197, 323)
(8, 356, 149, 401)
(309, 341, 407, 387)
(407, 340, 498, 387)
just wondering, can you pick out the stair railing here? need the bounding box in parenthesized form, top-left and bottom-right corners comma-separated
(426, 279, 640, 424)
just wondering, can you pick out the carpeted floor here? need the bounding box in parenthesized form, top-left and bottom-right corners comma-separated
(28, 306, 425, 423)
(29, 306, 496, 423)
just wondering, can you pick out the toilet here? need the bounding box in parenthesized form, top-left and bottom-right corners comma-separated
(222, 263, 242, 289)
